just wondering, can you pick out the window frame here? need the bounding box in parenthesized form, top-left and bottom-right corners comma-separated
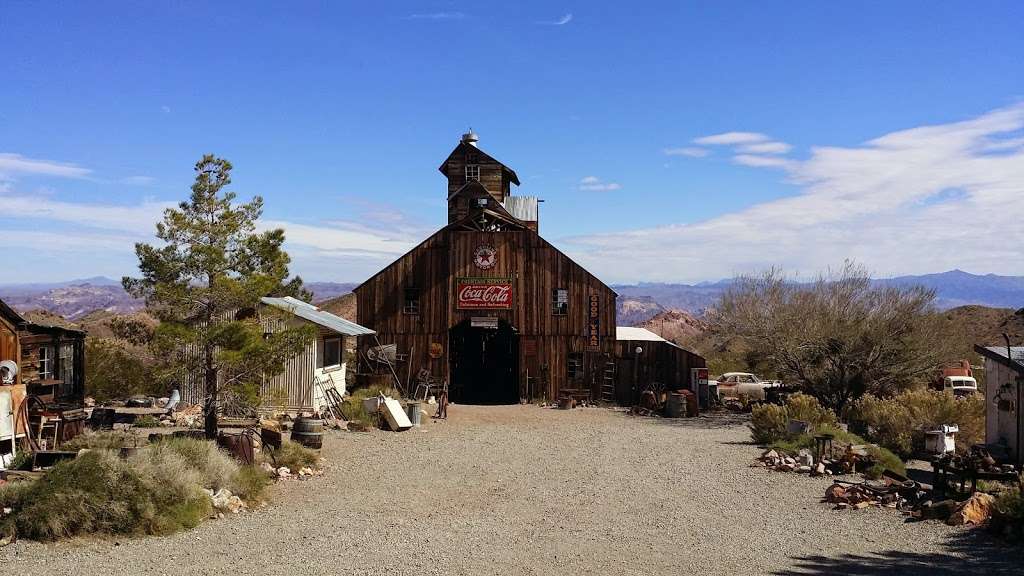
(38, 346, 54, 380)
(323, 336, 343, 369)
(403, 288, 421, 315)
(567, 353, 584, 382)
(465, 164, 480, 182)
(551, 288, 569, 316)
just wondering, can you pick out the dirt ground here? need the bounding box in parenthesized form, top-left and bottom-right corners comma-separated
(2, 405, 1021, 575)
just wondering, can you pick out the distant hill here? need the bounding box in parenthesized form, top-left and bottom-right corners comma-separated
(634, 309, 709, 350)
(315, 293, 357, 322)
(3, 271, 1022, 325)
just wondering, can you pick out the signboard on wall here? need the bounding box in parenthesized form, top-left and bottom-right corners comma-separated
(456, 277, 513, 309)
(587, 293, 600, 350)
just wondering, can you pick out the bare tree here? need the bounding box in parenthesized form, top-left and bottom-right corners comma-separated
(708, 262, 955, 412)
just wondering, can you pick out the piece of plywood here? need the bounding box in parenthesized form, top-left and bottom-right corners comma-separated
(381, 398, 412, 431)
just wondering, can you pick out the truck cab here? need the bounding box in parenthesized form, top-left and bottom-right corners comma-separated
(942, 375, 978, 397)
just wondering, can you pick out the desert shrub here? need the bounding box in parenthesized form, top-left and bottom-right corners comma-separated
(847, 389, 984, 458)
(751, 403, 789, 444)
(84, 337, 163, 402)
(784, 393, 838, 429)
(230, 465, 273, 501)
(62, 429, 141, 451)
(134, 415, 161, 428)
(751, 394, 837, 444)
(1, 450, 210, 541)
(151, 437, 239, 491)
(344, 384, 399, 427)
(991, 484, 1024, 542)
(266, 440, 320, 473)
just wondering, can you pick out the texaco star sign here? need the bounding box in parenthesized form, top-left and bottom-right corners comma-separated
(473, 244, 497, 269)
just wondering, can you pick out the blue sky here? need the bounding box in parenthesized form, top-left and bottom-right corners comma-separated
(2, 1, 1023, 284)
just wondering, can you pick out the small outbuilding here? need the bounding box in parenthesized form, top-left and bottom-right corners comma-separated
(614, 326, 706, 406)
(179, 296, 376, 414)
(976, 344, 1024, 466)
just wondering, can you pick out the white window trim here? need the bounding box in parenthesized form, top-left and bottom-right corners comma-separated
(465, 165, 480, 181)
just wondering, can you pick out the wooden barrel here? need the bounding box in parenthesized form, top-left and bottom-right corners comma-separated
(291, 417, 324, 449)
(665, 393, 685, 418)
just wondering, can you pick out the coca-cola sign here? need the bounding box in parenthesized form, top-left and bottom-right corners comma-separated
(456, 277, 513, 309)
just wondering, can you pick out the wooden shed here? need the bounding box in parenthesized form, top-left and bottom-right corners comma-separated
(355, 132, 618, 404)
(614, 327, 707, 405)
(977, 344, 1024, 466)
(178, 297, 376, 414)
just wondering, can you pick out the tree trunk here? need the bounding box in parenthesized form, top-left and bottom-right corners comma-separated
(204, 361, 218, 440)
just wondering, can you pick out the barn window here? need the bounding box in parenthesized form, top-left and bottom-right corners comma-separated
(403, 288, 421, 315)
(465, 165, 480, 181)
(38, 346, 54, 380)
(323, 336, 343, 368)
(551, 288, 568, 315)
(567, 353, 584, 381)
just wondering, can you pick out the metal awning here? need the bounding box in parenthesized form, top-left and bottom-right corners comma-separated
(260, 296, 375, 337)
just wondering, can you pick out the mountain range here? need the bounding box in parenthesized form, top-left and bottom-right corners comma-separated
(1, 270, 1022, 324)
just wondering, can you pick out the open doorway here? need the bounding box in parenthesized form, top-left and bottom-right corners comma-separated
(449, 318, 519, 404)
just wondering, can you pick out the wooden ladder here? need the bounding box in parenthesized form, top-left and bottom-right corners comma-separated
(600, 361, 616, 404)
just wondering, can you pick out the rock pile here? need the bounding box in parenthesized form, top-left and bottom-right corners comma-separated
(205, 488, 246, 517)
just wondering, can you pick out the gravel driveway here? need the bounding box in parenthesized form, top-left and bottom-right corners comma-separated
(1, 405, 1020, 575)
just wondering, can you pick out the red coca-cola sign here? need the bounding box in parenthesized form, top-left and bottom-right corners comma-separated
(456, 277, 513, 309)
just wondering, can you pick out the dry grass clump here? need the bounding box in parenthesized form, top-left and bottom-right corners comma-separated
(0, 437, 275, 542)
(266, 440, 320, 473)
(62, 429, 140, 451)
(0, 450, 210, 541)
(750, 393, 837, 444)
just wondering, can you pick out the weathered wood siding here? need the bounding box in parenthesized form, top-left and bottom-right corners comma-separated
(355, 226, 618, 401)
(614, 340, 706, 405)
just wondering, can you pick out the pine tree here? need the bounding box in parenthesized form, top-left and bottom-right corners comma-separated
(124, 155, 314, 438)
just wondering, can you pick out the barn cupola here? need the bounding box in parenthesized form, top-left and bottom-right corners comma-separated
(440, 131, 523, 224)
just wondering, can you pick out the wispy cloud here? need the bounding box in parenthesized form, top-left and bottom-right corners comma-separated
(692, 132, 769, 146)
(578, 176, 621, 192)
(539, 13, 573, 26)
(737, 141, 791, 154)
(731, 154, 794, 169)
(404, 11, 466, 20)
(663, 147, 709, 158)
(563, 104, 1024, 283)
(0, 153, 91, 179)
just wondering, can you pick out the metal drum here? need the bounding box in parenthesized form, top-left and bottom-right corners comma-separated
(291, 417, 324, 449)
(407, 402, 422, 427)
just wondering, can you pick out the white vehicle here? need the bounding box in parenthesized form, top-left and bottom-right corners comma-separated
(941, 375, 978, 397)
(713, 372, 781, 401)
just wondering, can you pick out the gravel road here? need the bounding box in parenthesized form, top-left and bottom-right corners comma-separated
(1, 405, 1020, 575)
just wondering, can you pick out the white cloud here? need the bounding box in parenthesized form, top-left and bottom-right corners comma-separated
(731, 154, 794, 169)
(563, 103, 1024, 283)
(540, 13, 573, 25)
(692, 132, 770, 146)
(0, 193, 172, 234)
(0, 153, 91, 179)
(404, 11, 465, 20)
(738, 141, 792, 154)
(578, 176, 622, 192)
(663, 147, 709, 158)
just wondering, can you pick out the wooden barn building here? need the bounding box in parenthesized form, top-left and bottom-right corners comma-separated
(355, 132, 620, 404)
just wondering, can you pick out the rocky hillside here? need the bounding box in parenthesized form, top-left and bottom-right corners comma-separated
(316, 293, 357, 322)
(0, 282, 142, 319)
(634, 309, 709, 349)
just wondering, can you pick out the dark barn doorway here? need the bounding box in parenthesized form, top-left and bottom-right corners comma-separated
(449, 319, 519, 404)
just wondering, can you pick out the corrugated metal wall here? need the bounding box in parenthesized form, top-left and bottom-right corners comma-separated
(178, 312, 324, 412)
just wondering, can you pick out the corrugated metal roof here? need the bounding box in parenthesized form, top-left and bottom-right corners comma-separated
(616, 326, 681, 349)
(260, 296, 376, 336)
(502, 196, 539, 222)
(982, 346, 1024, 362)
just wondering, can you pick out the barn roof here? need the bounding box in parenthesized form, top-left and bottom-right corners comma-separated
(438, 141, 520, 186)
(0, 298, 26, 327)
(976, 344, 1024, 375)
(616, 326, 682, 349)
(261, 296, 376, 336)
